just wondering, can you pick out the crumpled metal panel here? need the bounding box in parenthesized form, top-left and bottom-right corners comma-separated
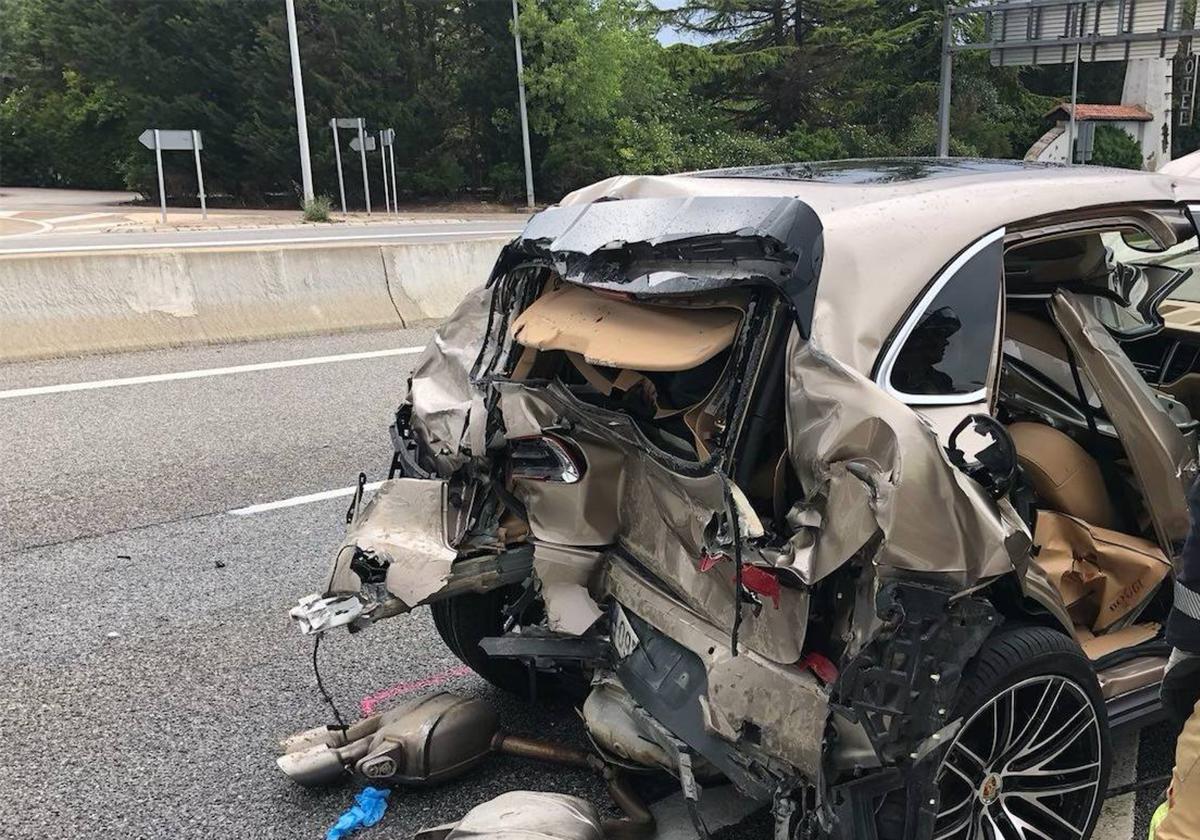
(404, 286, 493, 476)
(606, 557, 826, 775)
(325, 478, 457, 609)
(532, 543, 604, 635)
(496, 382, 810, 665)
(1052, 291, 1199, 559)
(783, 337, 1031, 585)
(508, 196, 823, 322)
(520, 195, 806, 254)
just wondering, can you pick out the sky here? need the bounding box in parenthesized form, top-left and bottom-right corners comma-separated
(651, 0, 720, 46)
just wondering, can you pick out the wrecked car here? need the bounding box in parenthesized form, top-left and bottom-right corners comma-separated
(284, 158, 1200, 840)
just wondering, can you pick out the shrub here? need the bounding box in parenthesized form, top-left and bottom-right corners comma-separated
(302, 195, 334, 222)
(1089, 124, 1144, 170)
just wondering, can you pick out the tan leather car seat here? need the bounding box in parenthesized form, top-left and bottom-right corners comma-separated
(1007, 421, 1117, 529)
(1006, 311, 1069, 359)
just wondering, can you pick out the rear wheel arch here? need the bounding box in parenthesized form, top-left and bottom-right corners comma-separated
(984, 571, 1076, 638)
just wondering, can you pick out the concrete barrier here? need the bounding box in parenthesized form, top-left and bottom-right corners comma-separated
(0, 237, 508, 361)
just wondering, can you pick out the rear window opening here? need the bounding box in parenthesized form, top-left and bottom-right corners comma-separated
(506, 279, 750, 463)
(494, 275, 797, 535)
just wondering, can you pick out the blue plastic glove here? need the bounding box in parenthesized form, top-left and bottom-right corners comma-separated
(326, 786, 391, 840)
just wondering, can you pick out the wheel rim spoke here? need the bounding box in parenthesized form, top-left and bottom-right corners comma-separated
(933, 801, 975, 840)
(945, 742, 987, 785)
(1006, 760, 1101, 796)
(997, 680, 1063, 767)
(989, 688, 1018, 763)
(1000, 793, 1087, 839)
(982, 809, 1013, 840)
(1013, 705, 1097, 773)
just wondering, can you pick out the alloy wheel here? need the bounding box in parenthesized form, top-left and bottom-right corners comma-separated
(932, 674, 1104, 840)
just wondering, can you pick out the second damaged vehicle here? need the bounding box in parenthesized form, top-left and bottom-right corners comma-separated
(285, 159, 1200, 840)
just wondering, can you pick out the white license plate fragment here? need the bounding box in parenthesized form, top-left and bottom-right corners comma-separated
(611, 605, 640, 660)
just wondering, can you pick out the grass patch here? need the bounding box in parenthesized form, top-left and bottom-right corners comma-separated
(302, 195, 334, 222)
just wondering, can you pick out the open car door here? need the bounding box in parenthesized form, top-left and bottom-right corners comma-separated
(1051, 290, 1198, 565)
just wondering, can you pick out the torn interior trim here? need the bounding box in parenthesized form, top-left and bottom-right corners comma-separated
(1051, 290, 1199, 558)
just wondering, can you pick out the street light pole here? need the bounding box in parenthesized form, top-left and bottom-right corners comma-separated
(510, 0, 535, 209)
(1067, 42, 1082, 165)
(937, 12, 953, 157)
(357, 117, 371, 215)
(284, 0, 315, 205)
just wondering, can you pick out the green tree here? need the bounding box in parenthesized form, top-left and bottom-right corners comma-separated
(0, 0, 1157, 204)
(1089, 124, 1144, 170)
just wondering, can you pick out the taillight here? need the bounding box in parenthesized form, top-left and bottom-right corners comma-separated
(507, 435, 585, 484)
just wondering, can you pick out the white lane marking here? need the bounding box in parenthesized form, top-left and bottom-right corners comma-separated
(0, 227, 522, 255)
(0, 346, 423, 400)
(49, 221, 119, 232)
(41, 212, 111, 225)
(229, 481, 384, 516)
(0, 216, 54, 238)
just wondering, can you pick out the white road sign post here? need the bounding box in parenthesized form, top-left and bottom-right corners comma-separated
(377, 131, 390, 214)
(139, 129, 206, 223)
(357, 118, 371, 215)
(330, 119, 347, 213)
(380, 129, 397, 215)
(192, 130, 207, 219)
(153, 130, 166, 223)
(388, 138, 398, 214)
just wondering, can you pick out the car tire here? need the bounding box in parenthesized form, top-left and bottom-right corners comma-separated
(927, 625, 1112, 840)
(431, 586, 534, 697)
(430, 586, 592, 702)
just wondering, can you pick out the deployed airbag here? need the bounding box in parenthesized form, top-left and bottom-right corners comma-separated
(510, 283, 741, 372)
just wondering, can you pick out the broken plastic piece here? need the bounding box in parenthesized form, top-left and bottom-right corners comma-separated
(799, 651, 839, 685)
(326, 786, 390, 840)
(291, 594, 364, 635)
(740, 566, 781, 609)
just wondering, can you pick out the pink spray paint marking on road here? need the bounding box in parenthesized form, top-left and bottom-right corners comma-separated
(358, 665, 473, 716)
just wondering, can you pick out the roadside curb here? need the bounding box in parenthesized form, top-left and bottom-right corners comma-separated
(0, 238, 506, 362)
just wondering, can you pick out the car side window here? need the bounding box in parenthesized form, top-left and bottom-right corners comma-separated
(883, 230, 1004, 403)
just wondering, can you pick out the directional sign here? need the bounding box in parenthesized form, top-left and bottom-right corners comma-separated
(138, 129, 208, 223)
(138, 129, 202, 151)
(335, 117, 364, 129)
(349, 135, 377, 153)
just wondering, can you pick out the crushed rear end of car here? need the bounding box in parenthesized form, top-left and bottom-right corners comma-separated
(284, 194, 1032, 840)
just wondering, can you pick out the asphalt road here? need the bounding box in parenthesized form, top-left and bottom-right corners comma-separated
(0, 329, 1180, 839)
